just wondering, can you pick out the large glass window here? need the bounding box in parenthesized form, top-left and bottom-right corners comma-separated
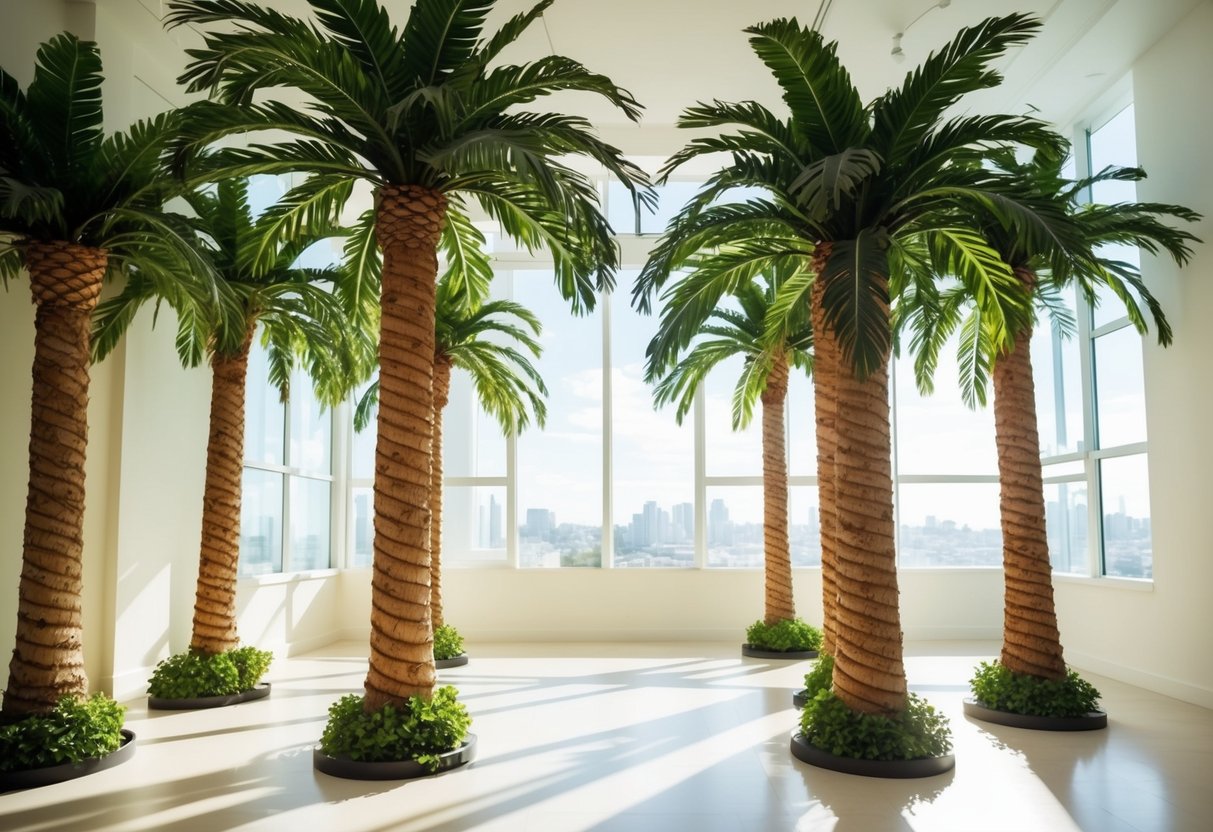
(240, 340, 335, 576)
(1033, 101, 1156, 579)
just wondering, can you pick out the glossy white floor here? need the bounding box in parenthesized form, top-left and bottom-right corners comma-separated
(2, 641, 1210, 832)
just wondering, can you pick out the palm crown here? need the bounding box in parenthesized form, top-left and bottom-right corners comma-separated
(166, 0, 653, 311)
(901, 144, 1202, 407)
(635, 14, 1063, 378)
(648, 263, 811, 430)
(355, 276, 548, 436)
(1, 33, 208, 299)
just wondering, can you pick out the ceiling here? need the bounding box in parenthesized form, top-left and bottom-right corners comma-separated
(210, 0, 1203, 156)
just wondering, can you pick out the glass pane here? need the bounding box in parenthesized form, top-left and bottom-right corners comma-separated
(607, 177, 638, 235)
(790, 486, 822, 567)
(1031, 290, 1085, 457)
(442, 485, 507, 565)
(896, 483, 1002, 567)
(611, 284, 694, 568)
(289, 477, 331, 571)
(892, 343, 998, 476)
(289, 367, 332, 474)
(1088, 105, 1138, 205)
(350, 376, 377, 481)
(640, 180, 705, 234)
(1094, 326, 1147, 448)
(1100, 454, 1152, 579)
(240, 468, 283, 576)
(704, 354, 763, 477)
(515, 270, 602, 568)
(1045, 479, 1089, 575)
(787, 372, 817, 477)
(245, 337, 285, 466)
(350, 485, 373, 568)
(706, 486, 763, 568)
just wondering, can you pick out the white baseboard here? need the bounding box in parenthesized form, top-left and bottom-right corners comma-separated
(1065, 649, 1213, 709)
(307, 626, 1001, 645)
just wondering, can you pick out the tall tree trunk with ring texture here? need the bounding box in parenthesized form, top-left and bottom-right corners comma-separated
(4, 241, 107, 717)
(429, 355, 453, 631)
(189, 319, 257, 656)
(363, 184, 446, 711)
(761, 350, 796, 624)
(995, 268, 1067, 681)
(826, 271, 908, 716)
(809, 255, 839, 656)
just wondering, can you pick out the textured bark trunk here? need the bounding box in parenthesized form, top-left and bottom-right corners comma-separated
(809, 257, 839, 656)
(761, 351, 796, 625)
(3, 241, 106, 717)
(429, 356, 452, 631)
(995, 268, 1066, 681)
(827, 272, 907, 716)
(363, 184, 446, 712)
(189, 320, 256, 656)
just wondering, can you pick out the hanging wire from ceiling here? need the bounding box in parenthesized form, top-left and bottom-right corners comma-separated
(892, 0, 953, 62)
(810, 0, 834, 33)
(540, 10, 556, 55)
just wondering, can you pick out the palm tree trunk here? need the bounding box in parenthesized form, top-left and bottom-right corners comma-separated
(189, 319, 256, 656)
(995, 269, 1066, 681)
(3, 242, 106, 717)
(761, 351, 795, 624)
(430, 356, 452, 631)
(826, 273, 907, 716)
(809, 262, 839, 656)
(363, 184, 446, 712)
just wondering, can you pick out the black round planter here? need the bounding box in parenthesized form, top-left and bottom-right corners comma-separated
(963, 698, 1108, 731)
(0, 728, 136, 791)
(149, 681, 271, 711)
(741, 644, 818, 660)
(313, 734, 477, 781)
(435, 654, 469, 669)
(792, 689, 809, 709)
(790, 733, 954, 779)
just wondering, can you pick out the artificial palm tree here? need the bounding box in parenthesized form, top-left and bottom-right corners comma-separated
(93, 177, 372, 663)
(902, 145, 1200, 688)
(636, 14, 1055, 721)
(0, 34, 213, 717)
(166, 0, 650, 711)
(647, 265, 812, 639)
(356, 276, 547, 634)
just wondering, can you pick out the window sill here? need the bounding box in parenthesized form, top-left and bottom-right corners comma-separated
(1053, 573, 1154, 592)
(238, 568, 340, 587)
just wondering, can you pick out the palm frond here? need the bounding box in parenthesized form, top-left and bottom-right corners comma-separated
(309, 0, 409, 101)
(25, 33, 103, 183)
(438, 203, 492, 309)
(400, 0, 494, 85)
(245, 175, 353, 275)
(818, 229, 892, 379)
(743, 18, 866, 153)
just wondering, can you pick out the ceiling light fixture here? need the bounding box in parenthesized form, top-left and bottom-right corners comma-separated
(892, 0, 954, 62)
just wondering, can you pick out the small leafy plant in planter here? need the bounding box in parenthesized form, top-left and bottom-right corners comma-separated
(969, 660, 1102, 718)
(799, 689, 953, 762)
(147, 646, 273, 699)
(0, 693, 126, 773)
(745, 618, 823, 653)
(319, 686, 472, 772)
(433, 625, 466, 662)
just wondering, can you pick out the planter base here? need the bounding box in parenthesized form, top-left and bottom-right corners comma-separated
(313, 734, 477, 781)
(149, 681, 271, 711)
(792, 689, 809, 709)
(963, 698, 1107, 731)
(0, 729, 135, 791)
(790, 733, 954, 779)
(741, 644, 818, 661)
(435, 654, 469, 669)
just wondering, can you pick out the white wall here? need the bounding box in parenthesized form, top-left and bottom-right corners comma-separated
(336, 567, 1003, 644)
(1053, 0, 1213, 709)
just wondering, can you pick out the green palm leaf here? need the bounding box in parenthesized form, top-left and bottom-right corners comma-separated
(25, 33, 103, 183)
